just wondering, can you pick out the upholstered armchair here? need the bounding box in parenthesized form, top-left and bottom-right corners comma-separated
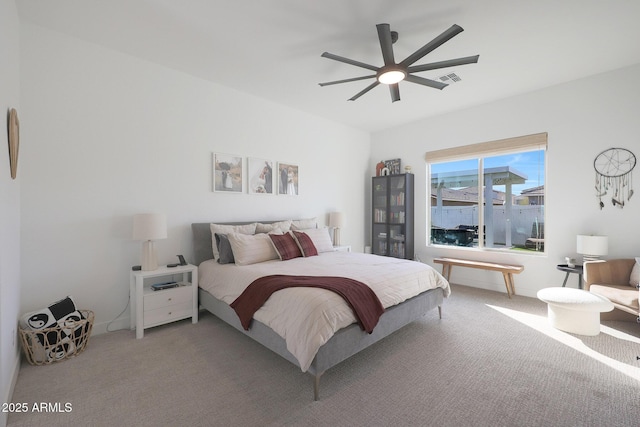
(584, 259, 639, 323)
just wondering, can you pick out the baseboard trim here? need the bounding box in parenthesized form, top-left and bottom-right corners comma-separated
(92, 317, 131, 336)
(1, 354, 21, 427)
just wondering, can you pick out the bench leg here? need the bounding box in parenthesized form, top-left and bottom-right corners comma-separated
(441, 264, 452, 281)
(502, 272, 515, 298)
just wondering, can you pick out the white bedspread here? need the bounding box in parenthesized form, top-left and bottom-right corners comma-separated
(199, 251, 450, 372)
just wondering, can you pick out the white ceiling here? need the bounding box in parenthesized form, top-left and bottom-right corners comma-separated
(16, 0, 640, 132)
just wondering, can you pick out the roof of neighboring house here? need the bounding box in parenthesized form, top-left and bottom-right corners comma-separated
(520, 185, 545, 197)
(431, 187, 504, 205)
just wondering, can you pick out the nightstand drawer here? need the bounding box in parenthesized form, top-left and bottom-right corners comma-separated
(144, 301, 193, 327)
(144, 285, 192, 311)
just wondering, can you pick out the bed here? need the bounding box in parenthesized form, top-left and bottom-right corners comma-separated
(192, 221, 450, 399)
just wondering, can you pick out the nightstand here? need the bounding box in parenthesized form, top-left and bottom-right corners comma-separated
(556, 264, 584, 289)
(333, 245, 351, 252)
(130, 264, 198, 339)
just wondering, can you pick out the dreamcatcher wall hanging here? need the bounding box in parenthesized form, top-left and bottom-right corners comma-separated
(594, 147, 635, 209)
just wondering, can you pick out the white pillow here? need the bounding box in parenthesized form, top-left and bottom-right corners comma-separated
(630, 257, 640, 286)
(227, 232, 280, 266)
(291, 217, 318, 230)
(210, 223, 257, 259)
(298, 227, 334, 253)
(255, 220, 292, 234)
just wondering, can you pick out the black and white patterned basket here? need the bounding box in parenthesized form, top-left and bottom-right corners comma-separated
(19, 310, 94, 366)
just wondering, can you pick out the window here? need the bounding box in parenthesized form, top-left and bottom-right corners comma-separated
(426, 133, 547, 253)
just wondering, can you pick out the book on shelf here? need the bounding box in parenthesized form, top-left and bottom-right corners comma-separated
(374, 209, 387, 222)
(151, 281, 179, 291)
(389, 211, 405, 224)
(390, 242, 405, 258)
(389, 192, 405, 206)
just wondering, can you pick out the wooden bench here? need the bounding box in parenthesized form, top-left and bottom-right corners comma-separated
(433, 257, 524, 298)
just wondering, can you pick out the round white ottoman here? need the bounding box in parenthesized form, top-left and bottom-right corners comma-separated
(537, 287, 614, 335)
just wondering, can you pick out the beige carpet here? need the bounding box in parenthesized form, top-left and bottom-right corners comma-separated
(8, 284, 640, 427)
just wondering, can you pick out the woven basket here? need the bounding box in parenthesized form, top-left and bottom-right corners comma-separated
(19, 310, 94, 366)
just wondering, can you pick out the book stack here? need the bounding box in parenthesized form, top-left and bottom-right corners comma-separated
(151, 281, 180, 291)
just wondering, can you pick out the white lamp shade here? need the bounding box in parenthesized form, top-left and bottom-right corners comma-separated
(329, 212, 345, 228)
(576, 235, 608, 257)
(133, 213, 167, 241)
(133, 213, 167, 271)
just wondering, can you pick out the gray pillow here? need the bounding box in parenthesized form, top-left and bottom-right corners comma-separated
(214, 233, 235, 264)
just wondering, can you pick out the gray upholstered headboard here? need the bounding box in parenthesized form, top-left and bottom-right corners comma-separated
(191, 220, 284, 266)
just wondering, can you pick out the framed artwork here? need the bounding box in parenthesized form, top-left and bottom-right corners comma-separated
(213, 153, 243, 193)
(248, 158, 274, 195)
(277, 162, 299, 195)
(385, 158, 401, 175)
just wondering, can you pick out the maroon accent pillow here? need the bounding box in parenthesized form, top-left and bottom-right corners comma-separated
(269, 233, 302, 261)
(292, 231, 319, 257)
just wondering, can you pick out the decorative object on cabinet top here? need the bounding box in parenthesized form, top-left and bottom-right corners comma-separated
(384, 158, 401, 175)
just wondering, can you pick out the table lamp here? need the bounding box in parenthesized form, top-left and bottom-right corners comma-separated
(329, 212, 345, 246)
(576, 235, 608, 263)
(133, 213, 167, 270)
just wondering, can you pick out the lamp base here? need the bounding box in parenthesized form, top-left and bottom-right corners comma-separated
(333, 228, 341, 247)
(141, 240, 158, 271)
(582, 255, 602, 263)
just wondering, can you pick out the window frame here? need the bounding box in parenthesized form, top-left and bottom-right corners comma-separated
(426, 132, 548, 254)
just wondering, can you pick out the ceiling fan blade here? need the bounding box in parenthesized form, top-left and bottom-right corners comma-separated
(348, 81, 380, 101)
(400, 24, 464, 67)
(318, 75, 376, 87)
(404, 74, 448, 90)
(389, 83, 400, 102)
(408, 55, 479, 73)
(376, 23, 396, 66)
(321, 52, 379, 72)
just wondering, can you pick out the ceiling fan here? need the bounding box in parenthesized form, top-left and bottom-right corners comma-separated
(319, 23, 479, 102)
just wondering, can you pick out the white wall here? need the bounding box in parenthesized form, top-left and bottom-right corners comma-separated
(0, 0, 21, 424)
(371, 64, 640, 297)
(19, 23, 370, 333)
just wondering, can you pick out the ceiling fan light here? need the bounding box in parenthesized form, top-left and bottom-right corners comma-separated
(378, 69, 406, 85)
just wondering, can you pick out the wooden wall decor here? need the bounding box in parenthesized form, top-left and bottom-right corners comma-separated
(8, 108, 19, 179)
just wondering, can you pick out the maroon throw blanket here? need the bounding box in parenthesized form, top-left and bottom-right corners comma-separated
(230, 275, 385, 333)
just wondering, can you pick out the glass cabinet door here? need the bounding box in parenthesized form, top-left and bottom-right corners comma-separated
(372, 173, 414, 259)
(372, 177, 388, 256)
(388, 175, 407, 258)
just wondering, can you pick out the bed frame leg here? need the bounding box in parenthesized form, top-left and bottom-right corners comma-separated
(438, 305, 442, 319)
(313, 373, 323, 401)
